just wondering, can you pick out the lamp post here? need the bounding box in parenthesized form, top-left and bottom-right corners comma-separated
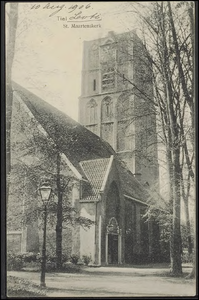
(39, 183, 52, 288)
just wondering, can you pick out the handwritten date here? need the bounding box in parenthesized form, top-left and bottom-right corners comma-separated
(30, 2, 101, 20)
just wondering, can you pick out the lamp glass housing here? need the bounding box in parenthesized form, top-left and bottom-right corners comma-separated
(39, 185, 52, 205)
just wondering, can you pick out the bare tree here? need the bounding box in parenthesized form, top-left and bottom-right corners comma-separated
(6, 3, 18, 200)
(108, 1, 194, 276)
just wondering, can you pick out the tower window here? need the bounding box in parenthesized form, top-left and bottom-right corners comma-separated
(86, 99, 97, 124)
(117, 95, 134, 151)
(106, 103, 110, 116)
(93, 79, 96, 91)
(102, 68, 115, 90)
(101, 97, 113, 122)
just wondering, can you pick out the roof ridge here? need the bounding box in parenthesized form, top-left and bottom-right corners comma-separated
(12, 81, 80, 126)
(80, 157, 111, 164)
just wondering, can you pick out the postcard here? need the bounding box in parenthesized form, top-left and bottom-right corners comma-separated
(5, 1, 196, 298)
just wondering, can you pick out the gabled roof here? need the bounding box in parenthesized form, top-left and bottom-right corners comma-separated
(80, 157, 111, 200)
(12, 82, 115, 178)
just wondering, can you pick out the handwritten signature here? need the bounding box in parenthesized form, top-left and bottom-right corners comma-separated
(30, 3, 102, 21)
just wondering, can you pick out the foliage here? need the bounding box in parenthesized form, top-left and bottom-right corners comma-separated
(181, 223, 194, 254)
(46, 261, 57, 272)
(82, 255, 92, 266)
(22, 251, 38, 263)
(46, 254, 57, 263)
(45, 256, 81, 272)
(22, 261, 40, 271)
(7, 250, 83, 273)
(46, 254, 58, 271)
(7, 251, 41, 271)
(181, 249, 193, 264)
(62, 253, 69, 263)
(7, 252, 23, 271)
(62, 262, 81, 273)
(70, 254, 79, 265)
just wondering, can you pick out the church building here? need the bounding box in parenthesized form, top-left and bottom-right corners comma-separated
(7, 31, 162, 266)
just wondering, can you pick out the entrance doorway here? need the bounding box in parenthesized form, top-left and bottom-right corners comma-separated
(108, 234, 118, 264)
(106, 217, 121, 264)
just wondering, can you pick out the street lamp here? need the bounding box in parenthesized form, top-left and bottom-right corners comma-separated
(39, 183, 52, 288)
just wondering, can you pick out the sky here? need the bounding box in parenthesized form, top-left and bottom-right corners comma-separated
(8, 2, 143, 121)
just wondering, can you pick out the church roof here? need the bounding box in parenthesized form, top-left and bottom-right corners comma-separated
(12, 81, 149, 204)
(115, 160, 149, 202)
(12, 81, 115, 179)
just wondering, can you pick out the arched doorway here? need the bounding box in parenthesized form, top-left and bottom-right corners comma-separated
(106, 217, 121, 264)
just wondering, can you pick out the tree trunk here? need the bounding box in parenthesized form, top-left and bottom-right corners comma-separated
(6, 3, 18, 201)
(167, 1, 194, 129)
(180, 172, 192, 255)
(159, 7, 182, 273)
(187, 2, 196, 278)
(56, 152, 63, 269)
(168, 1, 195, 278)
(170, 149, 182, 275)
(184, 198, 192, 256)
(187, 2, 195, 135)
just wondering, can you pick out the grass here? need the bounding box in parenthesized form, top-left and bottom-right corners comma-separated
(7, 275, 47, 297)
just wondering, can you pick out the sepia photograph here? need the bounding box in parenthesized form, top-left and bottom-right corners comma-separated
(4, 1, 196, 297)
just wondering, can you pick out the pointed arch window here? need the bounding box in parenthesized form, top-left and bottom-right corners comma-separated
(100, 41, 116, 91)
(117, 95, 134, 151)
(101, 97, 113, 122)
(117, 96, 130, 121)
(89, 43, 99, 69)
(86, 99, 98, 125)
(101, 97, 114, 147)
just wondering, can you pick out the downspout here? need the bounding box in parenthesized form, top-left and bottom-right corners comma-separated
(21, 169, 27, 252)
(94, 193, 101, 265)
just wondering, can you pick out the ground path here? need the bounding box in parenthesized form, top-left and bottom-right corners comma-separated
(8, 264, 196, 297)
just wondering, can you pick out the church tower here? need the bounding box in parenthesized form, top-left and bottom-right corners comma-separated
(79, 30, 159, 187)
